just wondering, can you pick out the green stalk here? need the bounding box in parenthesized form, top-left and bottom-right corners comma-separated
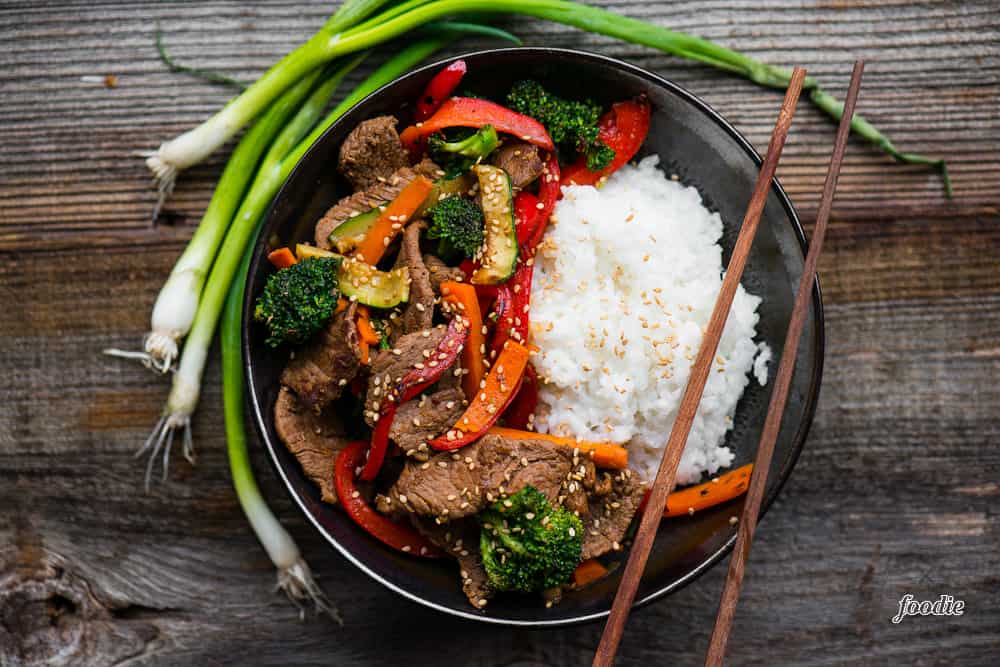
(324, 0, 395, 32)
(166, 55, 365, 434)
(147, 0, 948, 196)
(222, 250, 339, 621)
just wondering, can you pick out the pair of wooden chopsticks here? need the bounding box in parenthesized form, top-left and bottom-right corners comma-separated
(594, 61, 866, 667)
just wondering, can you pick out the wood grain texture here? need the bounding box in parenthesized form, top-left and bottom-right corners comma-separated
(1, 1, 998, 666)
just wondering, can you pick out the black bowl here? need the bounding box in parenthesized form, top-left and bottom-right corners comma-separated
(243, 47, 823, 626)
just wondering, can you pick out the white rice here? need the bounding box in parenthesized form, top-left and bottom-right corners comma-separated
(529, 156, 770, 485)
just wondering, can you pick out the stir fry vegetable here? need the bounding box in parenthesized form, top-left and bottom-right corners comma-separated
(507, 80, 614, 170)
(414, 58, 467, 122)
(401, 97, 555, 153)
(479, 485, 583, 592)
(430, 340, 531, 451)
(254, 256, 343, 348)
(354, 175, 434, 265)
(662, 463, 753, 518)
(561, 96, 652, 186)
(488, 427, 629, 470)
(440, 281, 486, 400)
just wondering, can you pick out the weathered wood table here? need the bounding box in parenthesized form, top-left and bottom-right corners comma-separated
(2, 2, 998, 665)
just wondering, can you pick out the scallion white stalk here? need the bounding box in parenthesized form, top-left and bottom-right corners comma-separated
(106, 68, 326, 372)
(138, 56, 365, 488)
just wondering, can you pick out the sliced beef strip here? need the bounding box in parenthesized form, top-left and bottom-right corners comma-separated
(363, 325, 450, 426)
(491, 141, 545, 190)
(387, 433, 575, 522)
(391, 221, 435, 342)
(273, 387, 348, 503)
(280, 301, 360, 411)
(390, 386, 465, 460)
(337, 115, 409, 191)
(315, 159, 443, 249)
(410, 517, 494, 608)
(580, 468, 646, 560)
(423, 254, 466, 295)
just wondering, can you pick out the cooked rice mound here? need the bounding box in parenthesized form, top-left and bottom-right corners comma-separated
(530, 156, 770, 484)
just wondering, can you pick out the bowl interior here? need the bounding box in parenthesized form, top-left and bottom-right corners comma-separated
(243, 47, 822, 626)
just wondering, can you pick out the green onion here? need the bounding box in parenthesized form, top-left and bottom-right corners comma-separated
(138, 35, 464, 486)
(137, 56, 364, 488)
(106, 68, 326, 373)
(144, 0, 949, 197)
(221, 250, 340, 622)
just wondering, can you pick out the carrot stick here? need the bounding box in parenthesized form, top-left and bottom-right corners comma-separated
(487, 426, 628, 470)
(353, 175, 433, 266)
(355, 306, 380, 345)
(440, 281, 484, 401)
(573, 559, 609, 587)
(663, 463, 753, 518)
(266, 247, 297, 269)
(355, 305, 378, 365)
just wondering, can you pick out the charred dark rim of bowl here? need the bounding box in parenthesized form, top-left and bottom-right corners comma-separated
(243, 47, 824, 627)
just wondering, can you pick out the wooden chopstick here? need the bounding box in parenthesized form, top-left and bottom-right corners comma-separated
(592, 66, 808, 667)
(703, 60, 866, 667)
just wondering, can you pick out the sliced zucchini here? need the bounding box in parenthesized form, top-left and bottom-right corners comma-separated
(471, 164, 518, 285)
(327, 207, 380, 254)
(413, 172, 476, 220)
(294, 244, 410, 308)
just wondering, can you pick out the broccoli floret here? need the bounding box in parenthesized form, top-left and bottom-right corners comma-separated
(426, 195, 484, 261)
(506, 80, 615, 171)
(254, 256, 341, 348)
(478, 485, 583, 593)
(428, 124, 499, 176)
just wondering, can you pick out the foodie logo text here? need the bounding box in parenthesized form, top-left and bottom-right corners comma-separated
(892, 594, 965, 623)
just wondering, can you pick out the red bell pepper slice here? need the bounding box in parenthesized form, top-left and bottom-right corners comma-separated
(524, 155, 561, 256)
(400, 97, 555, 153)
(503, 363, 538, 431)
(429, 340, 531, 451)
(514, 191, 540, 247)
(358, 317, 469, 481)
(488, 261, 533, 361)
(561, 96, 651, 187)
(335, 440, 444, 557)
(414, 60, 467, 123)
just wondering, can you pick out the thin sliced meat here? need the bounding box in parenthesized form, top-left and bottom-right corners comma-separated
(315, 159, 443, 249)
(390, 387, 466, 460)
(363, 325, 454, 426)
(412, 517, 494, 608)
(274, 387, 348, 503)
(491, 141, 545, 189)
(337, 115, 409, 191)
(580, 468, 646, 560)
(423, 254, 466, 295)
(391, 221, 435, 342)
(281, 301, 360, 411)
(386, 433, 575, 522)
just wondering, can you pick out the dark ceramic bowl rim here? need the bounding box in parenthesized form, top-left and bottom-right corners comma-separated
(243, 47, 824, 627)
